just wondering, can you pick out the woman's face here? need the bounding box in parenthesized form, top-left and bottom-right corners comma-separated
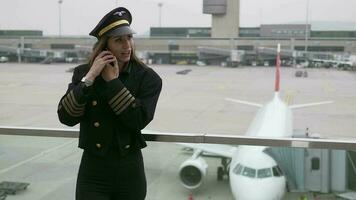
(107, 34, 133, 65)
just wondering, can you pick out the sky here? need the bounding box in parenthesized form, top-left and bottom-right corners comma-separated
(0, 0, 356, 36)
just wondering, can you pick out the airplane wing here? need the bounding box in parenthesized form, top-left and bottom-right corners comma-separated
(289, 101, 333, 109)
(179, 143, 234, 158)
(225, 97, 262, 107)
(143, 129, 235, 158)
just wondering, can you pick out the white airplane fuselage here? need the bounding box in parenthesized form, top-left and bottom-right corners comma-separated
(229, 92, 292, 200)
(178, 44, 331, 199)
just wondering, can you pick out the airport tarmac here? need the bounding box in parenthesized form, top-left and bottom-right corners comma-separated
(0, 63, 355, 199)
(0, 63, 355, 138)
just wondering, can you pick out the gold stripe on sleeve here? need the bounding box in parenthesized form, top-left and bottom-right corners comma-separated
(113, 93, 133, 112)
(109, 88, 127, 105)
(115, 97, 135, 115)
(111, 91, 130, 110)
(63, 97, 84, 114)
(61, 99, 84, 117)
(69, 91, 86, 108)
(65, 95, 84, 113)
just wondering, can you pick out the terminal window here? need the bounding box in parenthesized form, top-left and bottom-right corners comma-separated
(311, 157, 320, 170)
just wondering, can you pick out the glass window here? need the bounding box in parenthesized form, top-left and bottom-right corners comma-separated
(272, 166, 283, 177)
(257, 168, 272, 178)
(242, 167, 256, 178)
(311, 157, 320, 170)
(233, 163, 243, 175)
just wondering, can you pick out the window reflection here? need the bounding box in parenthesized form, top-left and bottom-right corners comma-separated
(242, 167, 256, 178)
(233, 163, 243, 175)
(257, 168, 272, 178)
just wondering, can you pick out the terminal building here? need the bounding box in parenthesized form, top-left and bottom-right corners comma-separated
(0, 0, 356, 65)
(1, 26, 355, 65)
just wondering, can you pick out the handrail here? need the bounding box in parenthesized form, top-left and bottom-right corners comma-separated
(1, 126, 356, 150)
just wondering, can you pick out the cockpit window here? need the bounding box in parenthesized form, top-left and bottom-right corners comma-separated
(234, 163, 277, 179)
(233, 163, 243, 175)
(257, 168, 272, 178)
(242, 167, 256, 178)
(272, 166, 283, 177)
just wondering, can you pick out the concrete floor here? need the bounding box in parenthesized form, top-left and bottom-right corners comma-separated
(0, 63, 355, 199)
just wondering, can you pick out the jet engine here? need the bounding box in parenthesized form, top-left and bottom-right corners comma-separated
(179, 157, 208, 189)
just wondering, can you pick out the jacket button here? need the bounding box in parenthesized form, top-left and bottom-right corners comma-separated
(92, 100, 97, 106)
(94, 122, 100, 127)
(125, 144, 130, 149)
(96, 143, 102, 148)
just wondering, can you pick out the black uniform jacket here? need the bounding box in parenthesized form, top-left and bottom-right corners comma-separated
(57, 60, 162, 156)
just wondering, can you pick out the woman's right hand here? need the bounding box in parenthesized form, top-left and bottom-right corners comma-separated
(85, 51, 116, 80)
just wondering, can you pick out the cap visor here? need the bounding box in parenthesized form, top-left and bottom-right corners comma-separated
(106, 26, 136, 37)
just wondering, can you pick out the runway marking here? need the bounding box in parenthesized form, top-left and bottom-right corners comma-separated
(284, 89, 294, 105)
(323, 81, 336, 93)
(0, 140, 76, 175)
(216, 84, 226, 90)
(321, 71, 336, 93)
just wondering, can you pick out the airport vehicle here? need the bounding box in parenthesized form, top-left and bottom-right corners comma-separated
(309, 58, 353, 69)
(295, 70, 308, 77)
(0, 56, 9, 63)
(177, 44, 332, 200)
(0, 45, 88, 63)
(0, 181, 29, 196)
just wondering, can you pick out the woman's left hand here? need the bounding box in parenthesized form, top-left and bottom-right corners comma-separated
(101, 56, 119, 82)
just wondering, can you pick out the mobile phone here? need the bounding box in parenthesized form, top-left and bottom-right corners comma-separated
(104, 47, 114, 66)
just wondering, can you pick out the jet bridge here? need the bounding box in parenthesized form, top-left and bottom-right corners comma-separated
(197, 46, 244, 66)
(347, 151, 356, 190)
(266, 147, 349, 193)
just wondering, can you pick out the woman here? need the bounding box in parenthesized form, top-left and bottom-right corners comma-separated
(57, 7, 162, 200)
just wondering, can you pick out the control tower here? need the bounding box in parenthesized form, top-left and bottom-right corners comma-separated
(203, 0, 240, 38)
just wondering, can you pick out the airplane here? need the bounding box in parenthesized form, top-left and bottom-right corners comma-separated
(175, 44, 333, 200)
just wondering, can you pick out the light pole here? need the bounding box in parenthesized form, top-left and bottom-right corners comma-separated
(158, 2, 163, 27)
(304, 0, 310, 54)
(58, 0, 63, 36)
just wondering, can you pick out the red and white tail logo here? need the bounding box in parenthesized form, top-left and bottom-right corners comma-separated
(275, 43, 281, 92)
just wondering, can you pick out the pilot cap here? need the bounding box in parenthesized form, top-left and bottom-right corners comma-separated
(89, 7, 135, 38)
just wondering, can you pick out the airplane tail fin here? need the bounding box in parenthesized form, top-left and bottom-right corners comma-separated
(226, 44, 334, 110)
(273, 43, 334, 109)
(275, 43, 281, 92)
(225, 44, 282, 108)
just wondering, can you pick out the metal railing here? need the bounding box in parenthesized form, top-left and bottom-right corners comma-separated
(1, 126, 356, 150)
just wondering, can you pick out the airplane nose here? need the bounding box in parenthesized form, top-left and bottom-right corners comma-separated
(230, 175, 285, 200)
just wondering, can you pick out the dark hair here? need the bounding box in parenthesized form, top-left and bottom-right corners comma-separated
(88, 36, 143, 67)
